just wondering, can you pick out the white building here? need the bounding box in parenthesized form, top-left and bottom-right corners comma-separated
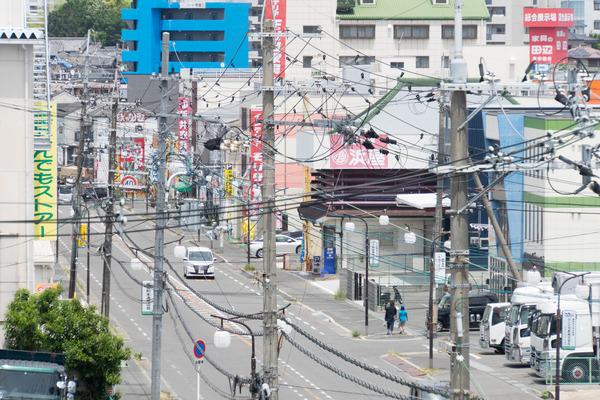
(0, 0, 45, 327)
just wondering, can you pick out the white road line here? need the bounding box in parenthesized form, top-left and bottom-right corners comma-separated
(471, 354, 481, 360)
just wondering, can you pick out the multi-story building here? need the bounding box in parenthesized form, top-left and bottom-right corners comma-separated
(0, 0, 47, 328)
(121, 0, 253, 74)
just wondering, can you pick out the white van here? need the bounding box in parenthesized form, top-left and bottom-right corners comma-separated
(183, 247, 216, 279)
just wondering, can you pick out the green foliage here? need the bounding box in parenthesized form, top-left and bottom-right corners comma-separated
(48, 0, 129, 46)
(4, 287, 131, 400)
(244, 264, 256, 272)
(334, 288, 345, 301)
(351, 329, 361, 338)
(592, 33, 600, 51)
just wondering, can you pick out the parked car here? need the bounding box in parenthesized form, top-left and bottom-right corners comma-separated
(58, 186, 73, 204)
(285, 231, 304, 240)
(249, 234, 302, 258)
(427, 291, 498, 332)
(183, 246, 216, 279)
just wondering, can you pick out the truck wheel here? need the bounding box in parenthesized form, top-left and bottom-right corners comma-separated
(497, 339, 506, 355)
(562, 359, 589, 383)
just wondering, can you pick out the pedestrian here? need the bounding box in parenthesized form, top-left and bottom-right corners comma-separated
(384, 300, 397, 335)
(398, 305, 408, 334)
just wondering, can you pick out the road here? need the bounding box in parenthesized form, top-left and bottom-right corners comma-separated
(54, 202, 600, 400)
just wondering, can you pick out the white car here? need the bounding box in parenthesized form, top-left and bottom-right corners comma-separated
(58, 186, 73, 204)
(249, 234, 302, 258)
(183, 247, 216, 279)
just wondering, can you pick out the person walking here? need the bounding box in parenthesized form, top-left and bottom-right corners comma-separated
(384, 300, 397, 335)
(398, 305, 408, 334)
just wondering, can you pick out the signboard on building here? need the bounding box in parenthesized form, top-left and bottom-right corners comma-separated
(34, 103, 57, 240)
(369, 240, 380, 267)
(36, 283, 58, 294)
(265, 0, 287, 78)
(178, 97, 192, 151)
(523, 8, 573, 64)
(117, 112, 146, 123)
(329, 135, 388, 169)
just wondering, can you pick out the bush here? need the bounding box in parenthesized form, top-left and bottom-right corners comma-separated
(334, 289, 345, 301)
(244, 264, 256, 272)
(4, 287, 131, 399)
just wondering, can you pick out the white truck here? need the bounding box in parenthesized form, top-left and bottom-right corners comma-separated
(504, 284, 554, 364)
(479, 302, 511, 353)
(533, 293, 595, 383)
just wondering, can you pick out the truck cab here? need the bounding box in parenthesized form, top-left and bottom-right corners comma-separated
(479, 302, 510, 353)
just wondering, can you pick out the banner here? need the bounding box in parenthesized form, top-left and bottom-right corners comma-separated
(250, 106, 263, 210)
(524, 8, 573, 64)
(178, 97, 192, 151)
(224, 163, 233, 198)
(34, 103, 57, 239)
(265, 0, 287, 78)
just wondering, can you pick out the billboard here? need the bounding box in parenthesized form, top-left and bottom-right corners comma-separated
(524, 8, 573, 64)
(329, 135, 388, 169)
(250, 106, 263, 207)
(178, 97, 192, 151)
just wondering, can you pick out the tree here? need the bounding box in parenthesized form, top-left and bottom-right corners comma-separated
(4, 287, 131, 400)
(48, 0, 129, 47)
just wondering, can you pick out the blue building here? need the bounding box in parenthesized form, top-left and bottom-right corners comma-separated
(122, 0, 251, 74)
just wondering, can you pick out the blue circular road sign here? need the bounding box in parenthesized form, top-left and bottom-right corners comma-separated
(194, 340, 205, 359)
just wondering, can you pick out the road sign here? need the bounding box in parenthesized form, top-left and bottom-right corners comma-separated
(369, 240, 380, 267)
(434, 252, 446, 284)
(121, 175, 137, 187)
(78, 224, 87, 247)
(142, 281, 153, 315)
(194, 340, 205, 359)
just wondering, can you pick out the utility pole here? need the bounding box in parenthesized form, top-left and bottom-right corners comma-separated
(429, 91, 447, 368)
(69, 30, 91, 299)
(101, 96, 118, 317)
(151, 32, 170, 400)
(262, 18, 279, 400)
(449, 1, 470, 399)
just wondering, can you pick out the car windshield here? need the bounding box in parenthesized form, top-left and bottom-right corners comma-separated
(189, 251, 212, 262)
(492, 306, 509, 325)
(520, 305, 535, 325)
(507, 305, 520, 325)
(59, 187, 71, 194)
(482, 306, 491, 323)
(438, 294, 451, 309)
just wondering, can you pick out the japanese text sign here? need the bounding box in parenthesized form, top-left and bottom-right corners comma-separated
(329, 135, 388, 169)
(265, 0, 287, 78)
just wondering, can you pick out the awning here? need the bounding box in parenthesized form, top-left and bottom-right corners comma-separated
(34, 240, 55, 265)
(395, 193, 450, 210)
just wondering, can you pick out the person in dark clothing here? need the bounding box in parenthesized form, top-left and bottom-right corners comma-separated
(384, 300, 397, 335)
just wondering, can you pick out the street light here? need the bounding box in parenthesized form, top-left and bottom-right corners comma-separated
(212, 315, 258, 399)
(555, 272, 589, 400)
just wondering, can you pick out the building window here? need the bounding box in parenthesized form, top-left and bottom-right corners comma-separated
(433, 0, 449, 4)
(489, 7, 506, 16)
(489, 24, 506, 35)
(303, 56, 313, 68)
(595, 20, 600, 29)
(442, 56, 449, 68)
(589, 59, 600, 67)
(390, 61, 404, 69)
(442, 25, 477, 39)
(185, 33, 193, 41)
(416, 56, 429, 68)
(361, 0, 375, 4)
(303, 26, 320, 34)
(340, 25, 375, 39)
(393, 25, 429, 39)
(339, 55, 375, 67)
(595, 1, 600, 11)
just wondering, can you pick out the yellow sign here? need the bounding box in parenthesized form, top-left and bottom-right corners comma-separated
(224, 163, 233, 197)
(78, 224, 87, 247)
(34, 103, 57, 239)
(36, 283, 58, 294)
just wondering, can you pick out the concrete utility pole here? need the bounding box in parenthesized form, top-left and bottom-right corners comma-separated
(449, 1, 470, 399)
(261, 18, 279, 400)
(101, 96, 118, 317)
(151, 32, 170, 400)
(69, 29, 91, 299)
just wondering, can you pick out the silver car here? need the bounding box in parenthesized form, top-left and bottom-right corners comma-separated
(249, 234, 302, 258)
(58, 186, 73, 204)
(183, 247, 216, 279)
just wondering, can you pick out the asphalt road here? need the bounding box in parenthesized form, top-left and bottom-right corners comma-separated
(54, 202, 600, 400)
